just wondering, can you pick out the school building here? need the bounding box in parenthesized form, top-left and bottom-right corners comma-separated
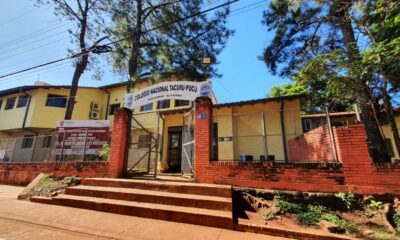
(0, 76, 303, 173)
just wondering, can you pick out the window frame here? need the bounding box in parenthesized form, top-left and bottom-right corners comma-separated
(303, 119, 312, 131)
(174, 100, 190, 107)
(4, 97, 16, 110)
(140, 103, 153, 112)
(157, 100, 170, 109)
(138, 135, 151, 148)
(21, 135, 35, 149)
(109, 103, 121, 115)
(45, 94, 67, 108)
(16, 95, 29, 108)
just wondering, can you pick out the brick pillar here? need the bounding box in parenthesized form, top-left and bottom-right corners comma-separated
(194, 97, 213, 182)
(334, 124, 374, 187)
(109, 108, 131, 178)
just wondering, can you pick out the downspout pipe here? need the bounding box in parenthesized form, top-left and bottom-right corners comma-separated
(21, 91, 38, 136)
(280, 100, 288, 162)
(100, 88, 111, 120)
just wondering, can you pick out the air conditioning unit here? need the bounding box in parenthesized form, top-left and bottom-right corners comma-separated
(91, 101, 100, 110)
(90, 110, 100, 119)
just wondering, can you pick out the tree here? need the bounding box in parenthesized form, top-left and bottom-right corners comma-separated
(104, 0, 233, 91)
(261, 0, 392, 162)
(268, 81, 353, 114)
(357, 0, 400, 157)
(35, 0, 108, 120)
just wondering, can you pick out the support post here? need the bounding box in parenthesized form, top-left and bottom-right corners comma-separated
(194, 97, 213, 183)
(109, 108, 132, 178)
(325, 106, 338, 162)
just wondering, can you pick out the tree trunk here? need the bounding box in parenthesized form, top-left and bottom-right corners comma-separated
(127, 0, 143, 93)
(64, 3, 89, 120)
(336, 1, 390, 163)
(64, 59, 88, 120)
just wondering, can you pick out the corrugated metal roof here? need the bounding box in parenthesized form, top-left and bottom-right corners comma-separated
(214, 95, 303, 108)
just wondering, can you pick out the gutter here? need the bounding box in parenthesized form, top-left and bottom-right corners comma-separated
(100, 88, 111, 120)
(21, 91, 38, 136)
(280, 100, 288, 162)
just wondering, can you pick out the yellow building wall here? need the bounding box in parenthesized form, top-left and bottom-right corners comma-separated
(381, 115, 400, 161)
(213, 99, 302, 161)
(0, 93, 27, 131)
(27, 88, 105, 129)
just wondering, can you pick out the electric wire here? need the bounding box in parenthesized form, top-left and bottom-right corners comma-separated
(0, 0, 240, 80)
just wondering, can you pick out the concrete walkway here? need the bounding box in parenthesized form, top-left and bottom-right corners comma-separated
(0, 185, 290, 240)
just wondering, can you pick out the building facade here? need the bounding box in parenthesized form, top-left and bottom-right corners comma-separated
(0, 77, 303, 172)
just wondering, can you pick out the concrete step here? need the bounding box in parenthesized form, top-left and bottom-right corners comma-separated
(31, 195, 233, 229)
(66, 185, 232, 211)
(81, 178, 232, 198)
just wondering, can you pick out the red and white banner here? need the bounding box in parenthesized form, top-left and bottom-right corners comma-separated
(56, 120, 110, 155)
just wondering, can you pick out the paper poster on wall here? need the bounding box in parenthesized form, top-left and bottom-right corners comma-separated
(124, 80, 211, 109)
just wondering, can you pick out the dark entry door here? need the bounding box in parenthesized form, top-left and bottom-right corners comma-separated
(168, 127, 182, 172)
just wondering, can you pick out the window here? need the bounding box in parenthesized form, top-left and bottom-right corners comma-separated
(157, 100, 170, 109)
(42, 136, 53, 148)
(138, 135, 151, 148)
(21, 135, 35, 149)
(175, 100, 190, 107)
(17, 96, 29, 108)
(141, 103, 153, 112)
(5, 97, 16, 110)
(0, 100, 2, 110)
(303, 119, 312, 131)
(385, 139, 395, 157)
(46, 94, 67, 108)
(109, 103, 120, 115)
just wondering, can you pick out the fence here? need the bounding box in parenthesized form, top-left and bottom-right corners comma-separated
(212, 108, 339, 163)
(0, 133, 109, 163)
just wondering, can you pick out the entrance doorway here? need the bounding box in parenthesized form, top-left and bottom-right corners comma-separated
(167, 127, 182, 172)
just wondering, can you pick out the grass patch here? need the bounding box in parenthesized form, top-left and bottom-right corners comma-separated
(259, 210, 276, 221)
(276, 199, 305, 214)
(34, 174, 54, 190)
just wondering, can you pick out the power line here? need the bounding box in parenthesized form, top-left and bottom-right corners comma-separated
(0, 30, 71, 56)
(0, 22, 70, 47)
(0, 0, 240, 80)
(0, 8, 38, 26)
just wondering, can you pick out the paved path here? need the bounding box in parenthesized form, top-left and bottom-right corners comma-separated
(0, 185, 290, 240)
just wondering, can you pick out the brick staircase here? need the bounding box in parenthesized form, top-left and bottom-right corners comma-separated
(31, 178, 233, 229)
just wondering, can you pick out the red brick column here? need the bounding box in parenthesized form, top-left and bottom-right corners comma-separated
(334, 124, 375, 189)
(194, 97, 213, 182)
(109, 108, 131, 178)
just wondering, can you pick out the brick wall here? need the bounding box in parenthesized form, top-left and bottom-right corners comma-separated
(194, 98, 400, 195)
(0, 108, 129, 185)
(288, 125, 335, 162)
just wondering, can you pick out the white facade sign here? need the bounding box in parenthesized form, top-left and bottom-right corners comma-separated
(56, 120, 110, 128)
(124, 80, 211, 109)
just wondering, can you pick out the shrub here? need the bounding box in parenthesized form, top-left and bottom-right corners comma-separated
(259, 210, 276, 221)
(337, 192, 356, 210)
(295, 205, 325, 227)
(276, 200, 305, 214)
(321, 213, 358, 232)
(393, 212, 400, 227)
(368, 200, 384, 210)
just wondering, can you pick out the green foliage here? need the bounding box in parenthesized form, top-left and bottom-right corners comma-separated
(268, 83, 307, 98)
(105, 0, 233, 81)
(337, 192, 356, 210)
(296, 205, 324, 227)
(368, 200, 384, 210)
(34, 174, 53, 190)
(321, 213, 357, 232)
(259, 210, 276, 221)
(99, 144, 111, 159)
(276, 199, 305, 214)
(393, 212, 400, 227)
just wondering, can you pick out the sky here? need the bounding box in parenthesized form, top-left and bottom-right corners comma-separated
(0, 0, 290, 104)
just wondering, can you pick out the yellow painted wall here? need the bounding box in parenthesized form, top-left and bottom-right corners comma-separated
(27, 87, 105, 129)
(0, 93, 27, 131)
(381, 115, 400, 161)
(213, 99, 302, 161)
